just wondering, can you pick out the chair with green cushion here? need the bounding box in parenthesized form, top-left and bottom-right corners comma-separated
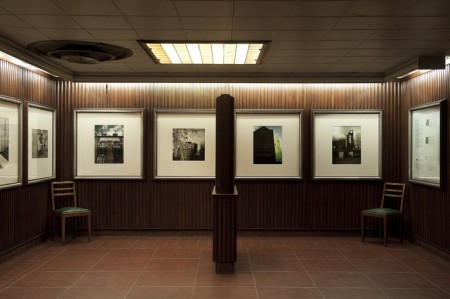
(51, 181, 91, 245)
(361, 182, 406, 246)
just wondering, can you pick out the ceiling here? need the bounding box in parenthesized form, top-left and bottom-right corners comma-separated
(0, 0, 450, 83)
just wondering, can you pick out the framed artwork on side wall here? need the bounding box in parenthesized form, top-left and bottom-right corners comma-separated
(235, 109, 303, 179)
(154, 109, 215, 179)
(74, 109, 145, 179)
(312, 110, 382, 180)
(0, 95, 22, 190)
(409, 99, 447, 189)
(27, 103, 56, 183)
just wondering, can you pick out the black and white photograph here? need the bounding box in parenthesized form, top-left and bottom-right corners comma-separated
(332, 126, 361, 164)
(253, 126, 282, 164)
(0, 117, 9, 169)
(172, 128, 205, 161)
(95, 125, 124, 164)
(32, 129, 48, 159)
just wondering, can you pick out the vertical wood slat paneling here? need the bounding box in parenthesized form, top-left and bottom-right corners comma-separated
(55, 81, 404, 234)
(0, 60, 55, 255)
(402, 68, 450, 251)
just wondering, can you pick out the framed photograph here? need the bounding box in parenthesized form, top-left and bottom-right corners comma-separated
(235, 110, 302, 179)
(312, 110, 382, 180)
(154, 109, 215, 179)
(409, 99, 447, 188)
(0, 95, 22, 190)
(27, 103, 56, 183)
(74, 109, 145, 179)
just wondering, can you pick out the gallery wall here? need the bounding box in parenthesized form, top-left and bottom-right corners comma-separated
(1, 58, 449, 256)
(0, 60, 56, 255)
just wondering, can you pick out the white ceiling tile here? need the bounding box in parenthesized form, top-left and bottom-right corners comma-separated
(127, 17, 182, 30)
(113, 0, 177, 16)
(262, 64, 298, 73)
(125, 61, 166, 72)
(358, 40, 408, 49)
(335, 17, 398, 30)
(72, 16, 131, 29)
(387, 48, 435, 57)
(100, 40, 142, 51)
(136, 30, 186, 40)
(347, 49, 393, 57)
(6, 37, 49, 47)
(400, 40, 448, 49)
(39, 28, 95, 40)
(232, 30, 280, 41)
(394, 17, 444, 29)
(1, 27, 48, 39)
(175, 1, 233, 17)
(345, 1, 415, 17)
(18, 15, 80, 29)
(284, 17, 340, 30)
(291, 1, 353, 17)
(370, 30, 425, 40)
(185, 30, 232, 41)
(180, 17, 232, 30)
(88, 29, 140, 40)
(404, 0, 450, 16)
(371, 57, 411, 68)
(233, 17, 285, 30)
(52, 0, 121, 15)
(278, 31, 327, 41)
(415, 29, 450, 40)
(315, 40, 362, 49)
(270, 40, 318, 50)
(234, 1, 294, 17)
(0, 0, 64, 14)
(0, 15, 30, 27)
(0, 7, 8, 13)
(267, 56, 341, 64)
(339, 56, 377, 64)
(326, 64, 365, 72)
(293, 64, 331, 73)
(322, 30, 375, 41)
(228, 65, 264, 73)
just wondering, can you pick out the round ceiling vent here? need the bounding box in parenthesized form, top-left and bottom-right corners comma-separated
(27, 40, 133, 64)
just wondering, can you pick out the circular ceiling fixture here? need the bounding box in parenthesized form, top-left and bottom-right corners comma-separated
(27, 40, 133, 64)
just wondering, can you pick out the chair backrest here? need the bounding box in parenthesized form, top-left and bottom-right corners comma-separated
(51, 181, 78, 211)
(380, 182, 406, 212)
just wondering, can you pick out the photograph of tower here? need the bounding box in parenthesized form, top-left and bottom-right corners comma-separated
(253, 126, 282, 164)
(32, 129, 48, 159)
(94, 125, 124, 164)
(173, 128, 205, 161)
(332, 126, 361, 164)
(0, 117, 8, 169)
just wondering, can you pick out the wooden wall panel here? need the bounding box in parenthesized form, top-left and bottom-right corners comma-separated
(56, 81, 405, 234)
(0, 60, 56, 255)
(402, 68, 450, 252)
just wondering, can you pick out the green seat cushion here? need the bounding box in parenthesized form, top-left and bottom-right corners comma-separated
(55, 207, 90, 214)
(363, 208, 400, 215)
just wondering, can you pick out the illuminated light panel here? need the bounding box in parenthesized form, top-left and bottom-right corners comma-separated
(143, 42, 267, 65)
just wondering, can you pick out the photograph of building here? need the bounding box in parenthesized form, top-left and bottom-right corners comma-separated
(173, 128, 205, 161)
(94, 125, 124, 164)
(253, 126, 282, 164)
(332, 126, 361, 164)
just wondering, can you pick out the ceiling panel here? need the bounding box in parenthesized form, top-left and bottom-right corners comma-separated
(0, 0, 447, 82)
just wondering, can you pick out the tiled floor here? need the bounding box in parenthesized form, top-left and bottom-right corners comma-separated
(0, 232, 449, 299)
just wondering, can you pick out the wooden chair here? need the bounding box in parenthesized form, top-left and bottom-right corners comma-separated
(51, 181, 91, 245)
(361, 182, 406, 246)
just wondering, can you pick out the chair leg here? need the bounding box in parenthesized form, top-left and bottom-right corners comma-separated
(383, 217, 388, 247)
(87, 214, 91, 242)
(73, 217, 78, 239)
(361, 214, 365, 242)
(51, 215, 55, 241)
(61, 217, 66, 245)
(399, 217, 403, 244)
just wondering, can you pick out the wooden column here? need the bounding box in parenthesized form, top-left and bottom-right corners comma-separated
(213, 94, 237, 274)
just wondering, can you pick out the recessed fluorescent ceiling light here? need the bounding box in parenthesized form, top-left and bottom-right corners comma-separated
(141, 42, 268, 65)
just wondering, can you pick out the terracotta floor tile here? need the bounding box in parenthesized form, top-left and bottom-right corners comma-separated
(74, 271, 141, 287)
(309, 272, 376, 288)
(301, 259, 359, 272)
(366, 272, 437, 288)
(247, 249, 296, 259)
(146, 258, 200, 272)
(403, 260, 450, 273)
(0, 287, 66, 299)
(136, 271, 197, 286)
(257, 287, 323, 299)
(319, 287, 386, 299)
(251, 258, 304, 272)
(339, 249, 395, 260)
(192, 286, 258, 299)
(37, 256, 100, 271)
(90, 258, 149, 271)
(195, 272, 254, 286)
(253, 271, 315, 287)
(381, 288, 450, 299)
(421, 272, 450, 291)
(153, 249, 202, 259)
(59, 287, 130, 299)
(126, 286, 194, 299)
(11, 271, 84, 288)
(351, 259, 413, 273)
(104, 248, 156, 259)
(294, 249, 346, 260)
